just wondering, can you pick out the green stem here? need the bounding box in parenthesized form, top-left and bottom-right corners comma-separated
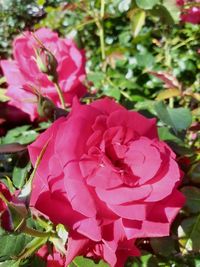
(172, 37, 194, 50)
(67, 19, 96, 33)
(95, 0, 106, 61)
(54, 82, 66, 109)
(0, 192, 9, 205)
(99, 23, 105, 60)
(23, 225, 56, 238)
(100, 0, 105, 19)
(169, 97, 174, 108)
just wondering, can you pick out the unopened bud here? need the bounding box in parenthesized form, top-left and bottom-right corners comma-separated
(35, 47, 58, 82)
(38, 95, 55, 120)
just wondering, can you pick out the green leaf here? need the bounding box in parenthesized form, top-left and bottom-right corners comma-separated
(135, 0, 160, 10)
(37, 0, 46, 5)
(0, 89, 10, 102)
(162, 0, 180, 22)
(150, 237, 176, 256)
(150, 4, 175, 24)
(131, 9, 146, 37)
(0, 260, 20, 267)
(0, 233, 32, 261)
(131, 254, 159, 267)
(7, 204, 27, 232)
(19, 138, 50, 202)
(155, 102, 192, 133)
(13, 151, 31, 189)
(2, 126, 38, 145)
(0, 77, 6, 85)
(134, 100, 157, 115)
(194, 258, 200, 267)
(17, 237, 48, 260)
(87, 72, 105, 85)
(178, 215, 200, 254)
(156, 88, 181, 100)
(181, 186, 200, 213)
(104, 87, 121, 100)
(135, 52, 154, 68)
(158, 127, 182, 142)
(71, 257, 108, 267)
(189, 163, 200, 184)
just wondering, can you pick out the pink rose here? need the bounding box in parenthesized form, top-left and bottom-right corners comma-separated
(181, 7, 200, 24)
(1, 28, 87, 121)
(176, 0, 185, 5)
(29, 98, 185, 266)
(176, 0, 200, 24)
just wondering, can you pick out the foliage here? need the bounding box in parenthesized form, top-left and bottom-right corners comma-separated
(0, 0, 63, 57)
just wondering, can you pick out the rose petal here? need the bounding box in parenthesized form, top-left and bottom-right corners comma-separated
(64, 163, 97, 217)
(124, 137, 162, 184)
(96, 184, 152, 205)
(107, 109, 158, 139)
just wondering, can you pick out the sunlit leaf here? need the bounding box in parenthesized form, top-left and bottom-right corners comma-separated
(71, 257, 108, 267)
(178, 215, 200, 254)
(130, 9, 146, 37)
(0, 232, 32, 261)
(0, 260, 20, 267)
(16, 237, 48, 260)
(181, 186, 200, 214)
(156, 88, 181, 100)
(162, 0, 180, 22)
(0, 89, 10, 102)
(155, 102, 192, 133)
(135, 0, 159, 10)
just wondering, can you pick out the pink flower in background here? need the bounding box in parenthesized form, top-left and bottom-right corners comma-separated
(1, 28, 87, 121)
(29, 98, 185, 266)
(176, 0, 185, 5)
(181, 6, 200, 24)
(176, 0, 200, 24)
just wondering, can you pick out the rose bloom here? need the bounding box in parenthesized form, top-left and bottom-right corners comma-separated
(1, 28, 87, 121)
(29, 98, 185, 266)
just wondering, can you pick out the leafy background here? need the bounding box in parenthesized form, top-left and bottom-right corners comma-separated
(0, 0, 200, 266)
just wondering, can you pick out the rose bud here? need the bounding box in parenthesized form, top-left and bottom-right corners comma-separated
(35, 47, 58, 83)
(37, 95, 56, 120)
(0, 182, 27, 232)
